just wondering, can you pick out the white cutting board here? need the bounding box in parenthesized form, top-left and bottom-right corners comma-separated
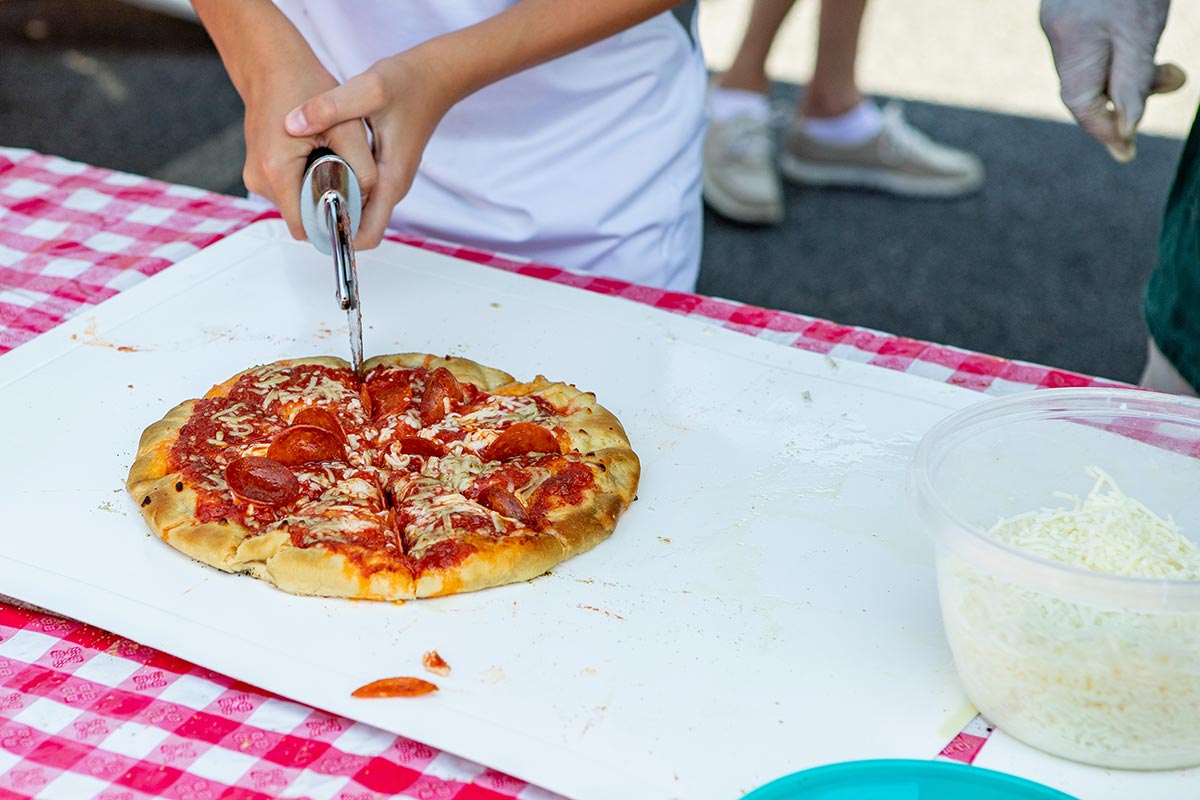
(0, 220, 984, 799)
(975, 732, 1200, 800)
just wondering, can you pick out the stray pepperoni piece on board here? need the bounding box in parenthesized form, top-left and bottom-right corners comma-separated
(291, 407, 345, 441)
(422, 651, 451, 676)
(476, 485, 530, 525)
(481, 422, 561, 462)
(267, 425, 345, 465)
(351, 676, 438, 698)
(397, 436, 447, 458)
(420, 368, 464, 426)
(225, 456, 301, 506)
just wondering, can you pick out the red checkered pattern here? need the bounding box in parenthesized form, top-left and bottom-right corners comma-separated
(0, 145, 1116, 796)
(0, 605, 538, 800)
(937, 714, 995, 766)
(388, 230, 1127, 397)
(0, 149, 278, 356)
(0, 147, 1120, 394)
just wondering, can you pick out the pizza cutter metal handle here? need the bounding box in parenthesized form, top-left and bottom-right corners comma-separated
(300, 147, 362, 254)
(300, 148, 365, 376)
(324, 193, 355, 313)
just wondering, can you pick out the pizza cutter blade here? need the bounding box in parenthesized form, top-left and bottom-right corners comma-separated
(300, 148, 364, 377)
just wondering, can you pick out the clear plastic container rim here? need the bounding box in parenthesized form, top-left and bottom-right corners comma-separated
(909, 387, 1200, 612)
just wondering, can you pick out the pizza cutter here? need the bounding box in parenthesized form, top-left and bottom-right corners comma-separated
(300, 147, 364, 377)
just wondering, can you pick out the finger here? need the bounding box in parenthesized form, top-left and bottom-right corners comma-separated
(1071, 95, 1135, 162)
(272, 167, 309, 240)
(1054, 41, 1121, 143)
(1059, 63, 1132, 160)
(1066, 91, 1127, 156)
(1108, 34, 1159, 142)
(326, 119, 379, 201)
(285, 71, 386, 137)
(1104, 62, 1187, 163)
(1104, 139, 1137, 164)
(354, 159, 414, 250)
(354, 187, 396, 249)
(259, 147, 312, 241)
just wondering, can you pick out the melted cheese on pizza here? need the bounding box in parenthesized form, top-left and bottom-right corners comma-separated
(170, 361, 596, 563)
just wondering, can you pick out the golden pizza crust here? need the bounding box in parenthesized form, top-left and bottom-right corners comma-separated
(127, 398, 253, 573)
(414, 530, 569, 597)
(363, 352, 516, 391)
(126, 353, 640, 600)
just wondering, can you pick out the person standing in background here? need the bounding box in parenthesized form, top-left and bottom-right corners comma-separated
(702, 0, 984, 225)
(1040, 0, 1195, 395)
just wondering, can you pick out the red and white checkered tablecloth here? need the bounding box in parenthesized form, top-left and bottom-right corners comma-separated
(0, 146, 1120, 800)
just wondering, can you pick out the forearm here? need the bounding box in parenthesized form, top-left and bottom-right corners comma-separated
(190, 0, 315, 102)
(414, 0, 681, 103)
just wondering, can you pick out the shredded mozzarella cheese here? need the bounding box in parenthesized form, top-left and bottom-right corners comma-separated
(986, 469, 1200, 579)
(942, 467, 1200, 769)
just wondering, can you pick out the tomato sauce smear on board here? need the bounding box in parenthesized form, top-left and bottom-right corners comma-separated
(351, 676, 439, 698)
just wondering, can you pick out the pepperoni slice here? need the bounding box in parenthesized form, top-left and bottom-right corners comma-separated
(397, 436, 447, 458)
(420, 368, 464, 426)
(481, 422, 561, 462)
(266, 425, 345, 465)
(476, 485, 530, 525)
(351, 676, 438, 698)
(291, 407, 345, 441)
(370, 384, 413, 419)
(225, 456, 301, 506)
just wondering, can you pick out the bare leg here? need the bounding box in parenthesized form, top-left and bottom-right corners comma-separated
(719, 0, 798, 94)
(803, 0, 868, 118)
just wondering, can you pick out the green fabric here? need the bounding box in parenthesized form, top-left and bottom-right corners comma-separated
(1146, 104, 1200, 392)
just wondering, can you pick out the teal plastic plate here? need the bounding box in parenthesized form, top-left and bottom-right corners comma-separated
(742, 760, 1078, 800)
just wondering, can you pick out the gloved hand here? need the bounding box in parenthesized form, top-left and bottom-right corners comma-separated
(1040, 0, 1185, 162)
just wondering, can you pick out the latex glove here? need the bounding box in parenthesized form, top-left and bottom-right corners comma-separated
(284, 52, 452, 250)
(1040, 0, 1185, 162)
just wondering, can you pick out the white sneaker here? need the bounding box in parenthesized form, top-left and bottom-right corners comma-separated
(780, 104, 984, 198)
(702, 112, 785, 225)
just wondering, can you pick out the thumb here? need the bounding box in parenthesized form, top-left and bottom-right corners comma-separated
(285, 72, 385, 137)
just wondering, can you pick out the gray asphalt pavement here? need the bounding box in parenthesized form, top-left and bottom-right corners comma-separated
(1, 0, 1185, 383)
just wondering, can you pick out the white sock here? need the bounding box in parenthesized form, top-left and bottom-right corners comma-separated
(799, 99, 883, 147)
(708, 86, 771, 124)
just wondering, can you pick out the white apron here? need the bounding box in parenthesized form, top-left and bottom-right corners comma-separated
(274, 1, 707, 291)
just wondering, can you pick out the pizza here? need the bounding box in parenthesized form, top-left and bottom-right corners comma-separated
(126, 353, 639, 599)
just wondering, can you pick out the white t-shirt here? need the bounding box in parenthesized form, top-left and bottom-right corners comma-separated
(274, 1, 707, 291)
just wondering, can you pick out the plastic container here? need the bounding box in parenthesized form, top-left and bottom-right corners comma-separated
(909, 388, 1200, 770)
(741, 759, 1076, 799)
